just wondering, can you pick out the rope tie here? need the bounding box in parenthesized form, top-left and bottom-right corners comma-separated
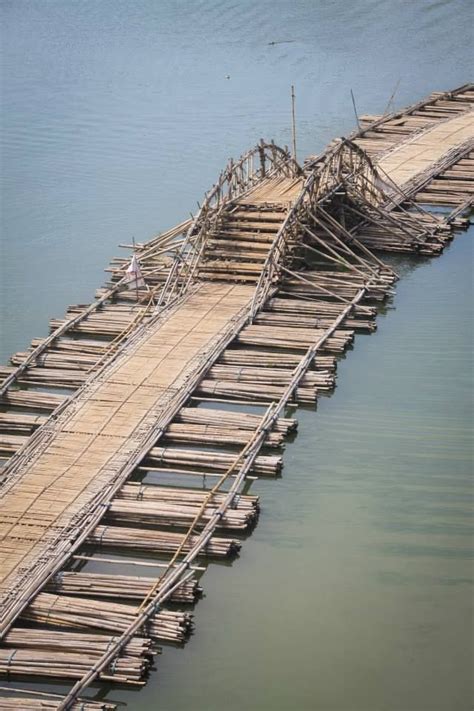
(98, 526, 108, 545)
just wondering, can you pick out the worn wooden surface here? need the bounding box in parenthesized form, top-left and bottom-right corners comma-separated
(378, 110, 474, 187)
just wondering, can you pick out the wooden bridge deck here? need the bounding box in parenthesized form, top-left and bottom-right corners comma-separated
(0, 283, 253, 613)
(378, 110, 473, 187)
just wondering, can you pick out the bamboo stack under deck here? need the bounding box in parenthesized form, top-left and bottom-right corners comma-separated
(47, 571, 202, 603)
(88, 525, 240, 557)
(21, 593, 193, 644)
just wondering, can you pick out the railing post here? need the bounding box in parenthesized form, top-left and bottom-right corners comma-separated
(259, 140, 266, 178)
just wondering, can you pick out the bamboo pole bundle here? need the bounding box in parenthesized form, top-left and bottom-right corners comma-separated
(175, 406, 297, 435)
(49, 319, 122, 338)
(29, 337, 108, 355)
(0, 367, 87, 389)
(89, 525, 240, 557)
(3, 628, 153, 657)
(297, 269, 396, 288)
(21, 593, 193, 643)
(0, 390, 67, 411)
(266, 297, 376, 318)
(146, 446, 282, 476)
(47, 571, 201, 603)
(254, 312, 376, 332)
(218, 349, 336, 372)
(0, 435, 28, 456)
(281, 279, 388, 302)
(287, 267, 396, 285)
(236, 325, 353, 352)
(0, 647, 149, 683)
(107, 498, 257, 531)
(196, 378, 317, 403)
(0, 413, 46, 433)
(352, 230, 444, 255)
(10, 351, 97, 370)
(164, 422, 284, 447)
(118, 482, 259, 509)
(208, 365, 334, 388)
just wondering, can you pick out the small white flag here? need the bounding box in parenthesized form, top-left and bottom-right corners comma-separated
(125, 254, 146, 290)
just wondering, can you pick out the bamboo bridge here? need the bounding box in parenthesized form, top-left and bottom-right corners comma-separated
(0, 83, 473, 710)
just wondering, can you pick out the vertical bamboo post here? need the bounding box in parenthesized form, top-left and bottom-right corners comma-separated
(258, 141, 266, 178)
(291, 85, 297, 164)
(132, 237, 139, 302)
(350, 89, 361, 131)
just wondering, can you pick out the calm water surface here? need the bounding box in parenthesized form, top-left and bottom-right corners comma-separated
(0, 1, 472, 710)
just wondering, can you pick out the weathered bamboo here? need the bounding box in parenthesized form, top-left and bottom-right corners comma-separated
(48, 571, 201, 603)
(22, 593, 193, 643)
(175, 406, 297, 434)
(107, 497, 257, 531)
(146, 446, 282, 475)
(88, 525, 240, 557)
(218, 349, 336, 371)
(164, 422, 284, 447)
(118, 482, 259, 508)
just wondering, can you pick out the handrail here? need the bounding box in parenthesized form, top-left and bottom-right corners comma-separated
(155, 140, 301, 311)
